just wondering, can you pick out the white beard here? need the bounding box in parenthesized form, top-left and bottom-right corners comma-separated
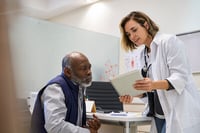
(81, 81, 92, 88)
(71, 74, 92, 88)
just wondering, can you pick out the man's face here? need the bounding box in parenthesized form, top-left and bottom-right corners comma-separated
(70, 55, 92, 87)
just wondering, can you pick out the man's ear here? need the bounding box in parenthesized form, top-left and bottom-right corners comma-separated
(144, 21, 149, 30)
(64, 67, 71, 78)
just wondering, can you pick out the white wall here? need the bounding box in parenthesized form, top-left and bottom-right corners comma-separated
(50, 0, 200, 88)
(9, 15, 119, 98)
(10, 0, 200, 98)
(50, 0, 200, 37)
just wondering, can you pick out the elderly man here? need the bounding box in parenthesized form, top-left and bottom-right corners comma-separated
(31, 51, 101, 133)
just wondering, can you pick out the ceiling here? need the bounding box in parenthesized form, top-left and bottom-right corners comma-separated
(18, 0, 100, 19)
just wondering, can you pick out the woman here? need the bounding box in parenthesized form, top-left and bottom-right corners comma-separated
(119, 11, 200, 133)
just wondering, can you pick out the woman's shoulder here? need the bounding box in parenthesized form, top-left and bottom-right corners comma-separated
(155, 32, 181, 45)
(155, 32, 176, 41)
(155, 32, 184, 52)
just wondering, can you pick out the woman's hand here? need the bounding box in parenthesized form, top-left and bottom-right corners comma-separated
(133, 78, 154, 92)
(119, 95, 133, 104)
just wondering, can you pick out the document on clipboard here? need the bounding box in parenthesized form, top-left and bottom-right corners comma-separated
(110, 69, 145, 96)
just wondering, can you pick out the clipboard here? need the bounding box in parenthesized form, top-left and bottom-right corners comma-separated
(110, 69, 145, 96)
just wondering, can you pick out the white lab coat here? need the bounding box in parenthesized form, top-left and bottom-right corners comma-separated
(140, 33, 200, 133)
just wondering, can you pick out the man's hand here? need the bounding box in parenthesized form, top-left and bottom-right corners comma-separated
(87, 114, 101, 133)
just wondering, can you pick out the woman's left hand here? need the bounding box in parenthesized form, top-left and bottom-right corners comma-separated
(133, 78, 154, 92)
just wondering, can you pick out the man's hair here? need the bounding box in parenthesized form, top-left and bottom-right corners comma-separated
(62, 51, 85, 72)
(62, 53, 72, 72)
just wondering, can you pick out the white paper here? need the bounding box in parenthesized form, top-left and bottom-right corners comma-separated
(110, 69, 146, 96)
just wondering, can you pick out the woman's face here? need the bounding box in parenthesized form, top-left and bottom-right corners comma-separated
(124, 19, 149, 46)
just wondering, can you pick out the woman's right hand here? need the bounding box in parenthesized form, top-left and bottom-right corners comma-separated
(119, 95, 133, 104)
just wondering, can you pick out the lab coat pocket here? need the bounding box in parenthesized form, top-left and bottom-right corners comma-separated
(175, 89, 200, 129)
(168, 111, 181, 133)
(164, 89, 177, 109)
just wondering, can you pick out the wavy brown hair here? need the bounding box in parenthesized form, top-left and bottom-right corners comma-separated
(119, 11, 159, 51)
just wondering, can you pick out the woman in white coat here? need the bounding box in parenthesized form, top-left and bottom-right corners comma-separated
(119, 11, 200, 133)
